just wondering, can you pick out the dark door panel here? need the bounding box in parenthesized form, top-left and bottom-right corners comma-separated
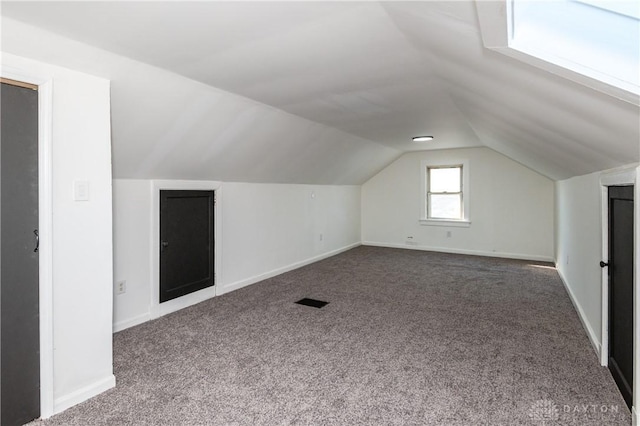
(160, 190, 214, 303)
(607, 185, 634, 410)
(1, 82, 41, 425)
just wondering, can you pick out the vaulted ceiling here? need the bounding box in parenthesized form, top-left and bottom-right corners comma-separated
(2, 1, 638, 183)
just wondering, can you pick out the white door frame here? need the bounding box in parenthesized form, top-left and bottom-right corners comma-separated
(599, 165, 637, 421)
(149, 180, 222, 320)
(1, 65, 55, 419)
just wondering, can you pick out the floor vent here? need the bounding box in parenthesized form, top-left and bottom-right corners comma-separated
(295, 298, 329, 308)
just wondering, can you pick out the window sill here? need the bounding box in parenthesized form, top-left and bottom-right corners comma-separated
(419, 219, 471, 228)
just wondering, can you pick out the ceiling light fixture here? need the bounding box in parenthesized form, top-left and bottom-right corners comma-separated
(412, 136, 434, 142)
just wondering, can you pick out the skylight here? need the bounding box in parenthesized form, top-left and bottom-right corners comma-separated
(509, 0, 640, 97)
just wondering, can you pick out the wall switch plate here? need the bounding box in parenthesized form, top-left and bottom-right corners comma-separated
(73, 180, 90, 201)
(116, 280, 126, 295)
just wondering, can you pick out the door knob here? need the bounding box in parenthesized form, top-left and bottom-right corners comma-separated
(161, 241, 169, 251)
(33, 229, 39, 253)
(600, 261, 609, 268)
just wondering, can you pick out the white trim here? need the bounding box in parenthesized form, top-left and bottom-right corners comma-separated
(488, 46, 639, 106)
(53, 375, 116, 415)
(420, 159, 470, 224)
(600, 184, 610, 367)
(361, 241, 553, 263)
(0, 61, 55, 419)
(599, 164, 637, 416)
(600, 164, 639, 187)
(149, 180, 222, 321)
(419, 219, 471, 228)
(221, 242, 361, 295)
(556, 267, 602, 357)
(633, 406, 637, 426)
(504, 43, 640, 105)
(156, 286, 217, 318)
(635, 168, 639, 417)
(599, 165, 637, 367)
(112, 312, 152, 333)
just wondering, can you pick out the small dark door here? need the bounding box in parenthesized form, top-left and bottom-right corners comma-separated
(1, 82, 41, 425)
(606, 185, 634, 410)
(160, 190, 214, 303)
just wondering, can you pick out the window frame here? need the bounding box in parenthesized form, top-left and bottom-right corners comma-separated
(420, 160, 471, 227)
(427, 165, 463, 220)
(475, 0, 639, 105)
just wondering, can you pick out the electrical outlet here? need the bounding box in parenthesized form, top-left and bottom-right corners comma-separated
(319, 233, 323, 241)
(116, 280, 126, 295)
(446, 231, 452, 238)
(406, 236, 417, 246)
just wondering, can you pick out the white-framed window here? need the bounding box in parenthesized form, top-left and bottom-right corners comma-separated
(509, 0, 639, 96)
(428, 165, 463, 219)
(475, 0, 639, 104)
(420, 160, 470, 227)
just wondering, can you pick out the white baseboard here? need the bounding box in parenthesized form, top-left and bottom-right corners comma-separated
(221, 242, 361, 295)
(361, 241, 554, 263)
(113, 286, 216, 333)
(156, 285, 217, 318)
(555, 267, 602, 359)
(632, 406, 637, 426)
(113, 312, 151, 333)
(113, 243, 361, 331)
(53, 374, 115, 415)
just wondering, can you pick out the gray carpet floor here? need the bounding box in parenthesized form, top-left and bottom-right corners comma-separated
(32, 246, 630, 425)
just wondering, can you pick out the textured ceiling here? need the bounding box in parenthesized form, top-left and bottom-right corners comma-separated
(2, 1, 638, 183)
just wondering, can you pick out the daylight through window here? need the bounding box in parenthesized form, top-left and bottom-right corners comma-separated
(427, 165, 463, 220)
(510, 0, 640, 95)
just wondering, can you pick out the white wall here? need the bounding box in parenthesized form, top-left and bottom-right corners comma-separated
(112, 180, 152, 330)
(1, 17, 400, 185)
(555, 171, 603, 351)
(555, 165, 639, 420)
(112, 180, 361, 331)
(221, 183, 361, 289)
(361, 147, 555, 261)
(556, 165, 639, 352)
(1, 53, 114, 414)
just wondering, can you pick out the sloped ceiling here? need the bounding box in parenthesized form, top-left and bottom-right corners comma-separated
(1, 1, 638, 183)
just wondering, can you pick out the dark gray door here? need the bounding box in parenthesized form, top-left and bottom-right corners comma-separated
(1, 82, 40, 425)
(160, 190, 214, 303)
(606, 185, 634, 410)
